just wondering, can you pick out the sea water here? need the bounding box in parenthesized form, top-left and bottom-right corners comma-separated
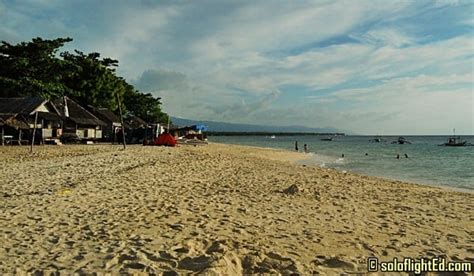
(209, 135, 474, 191)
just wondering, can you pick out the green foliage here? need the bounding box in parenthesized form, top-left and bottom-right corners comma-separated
(0, 37, 73, 99)
(123, 89, 168, 123)
(0, 37, 168, 123)
(60, 50, 121, 110)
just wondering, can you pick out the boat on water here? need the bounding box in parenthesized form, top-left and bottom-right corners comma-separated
(439, 129, 471, 147)
(321, 136, 333, 141)
(370, 136, 385, 143)
(441, 137, 467, 147)
(270, 135, 276, 139)
(391, 137, 411, 144)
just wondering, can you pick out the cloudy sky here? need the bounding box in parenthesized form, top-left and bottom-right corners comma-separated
(1, 0, 473, 134)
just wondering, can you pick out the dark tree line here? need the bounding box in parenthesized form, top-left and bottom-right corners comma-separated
(0, 37, 168, 123)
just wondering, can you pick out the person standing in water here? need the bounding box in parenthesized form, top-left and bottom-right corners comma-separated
(295, 141, 298, 152)
(304, 144, 308, 153)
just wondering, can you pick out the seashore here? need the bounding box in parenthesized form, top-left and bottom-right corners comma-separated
(0, 143, 472, 274)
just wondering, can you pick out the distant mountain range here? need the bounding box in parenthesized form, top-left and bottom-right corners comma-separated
(171, 117, 348, 134)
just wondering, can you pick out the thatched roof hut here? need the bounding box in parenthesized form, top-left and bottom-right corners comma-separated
(53, 97, 105, 126)
(0, 97, 59, 129)
(87, 106, 121, 125)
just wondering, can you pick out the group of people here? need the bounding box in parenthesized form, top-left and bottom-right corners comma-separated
(397, 154, 409, 159)
(294, 141, 409, 159)
(294, 141, 309, 153)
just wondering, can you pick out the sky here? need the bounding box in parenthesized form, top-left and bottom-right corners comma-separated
(1, 0, 473, 134)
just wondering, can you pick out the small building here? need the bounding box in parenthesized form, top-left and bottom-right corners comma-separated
(123, 115, 156, 144)
(0, 97, 63, 145)
(53, 96, 105, 141)
(87, 105, 122, 142)
(164, 124, 208, 140)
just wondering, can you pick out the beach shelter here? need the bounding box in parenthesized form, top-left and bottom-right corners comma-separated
(192, 124, 208, 132)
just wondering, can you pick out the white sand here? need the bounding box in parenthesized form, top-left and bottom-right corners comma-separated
(0, 144, 472, 274)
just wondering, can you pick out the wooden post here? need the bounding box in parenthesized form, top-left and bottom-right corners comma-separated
(30, 112, 38, 153)
(1, 126, 4, 146)
(144, 125, 147, 144)
(18, 129, 22, 146)
(116, 93, 126, 150)
(41, 119, 44, 145)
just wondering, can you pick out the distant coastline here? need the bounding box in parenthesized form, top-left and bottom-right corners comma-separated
(207, 132, 346, 136)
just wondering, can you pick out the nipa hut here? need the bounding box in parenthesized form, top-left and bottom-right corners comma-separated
(0, 97, 63, 145)
(53, 96, 106, 141)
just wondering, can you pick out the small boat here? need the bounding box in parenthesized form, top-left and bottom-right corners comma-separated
(177, 138, 208, 146)
(270, 135, 276, 139)
(391, 137, 411, 144)
(370, 136, 385, 143)
(321, 136, 333, 141)
(439, 129, 471, 147)
(441, 137, 467, 147)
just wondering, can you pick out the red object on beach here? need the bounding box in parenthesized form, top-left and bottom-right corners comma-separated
(154, 133, 177, 147)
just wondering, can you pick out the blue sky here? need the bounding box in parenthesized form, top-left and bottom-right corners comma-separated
(1, 0, 473, 134)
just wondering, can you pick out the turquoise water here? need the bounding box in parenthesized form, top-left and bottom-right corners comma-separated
(209, 135, 474, 191)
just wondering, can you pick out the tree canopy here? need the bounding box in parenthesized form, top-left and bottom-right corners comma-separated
(0, 37, 168, 123)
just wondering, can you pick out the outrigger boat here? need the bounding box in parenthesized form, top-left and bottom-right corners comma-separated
(320, 136, 333, 141)
(370, 136, 385, 143)
(391, 137, 411, 144)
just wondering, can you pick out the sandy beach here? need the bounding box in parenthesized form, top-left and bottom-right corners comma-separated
(0, 143, 472, 274)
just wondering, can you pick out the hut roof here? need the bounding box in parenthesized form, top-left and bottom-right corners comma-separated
(0, 97, 46, 115)
(0, 114, 30, 129)
(53, 97, 106, 126)
(0, 97, 59, 129)
(124, 115, 147, 129)
(35, 111, 64, 121)
(87, 105, 121, 124)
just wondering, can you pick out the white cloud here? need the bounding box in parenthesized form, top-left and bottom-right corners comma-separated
(1, 0, 473, 134)
(353, 28, 415, 47)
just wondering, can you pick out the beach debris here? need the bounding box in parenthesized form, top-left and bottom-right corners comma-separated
(282, 184, 300, 195)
